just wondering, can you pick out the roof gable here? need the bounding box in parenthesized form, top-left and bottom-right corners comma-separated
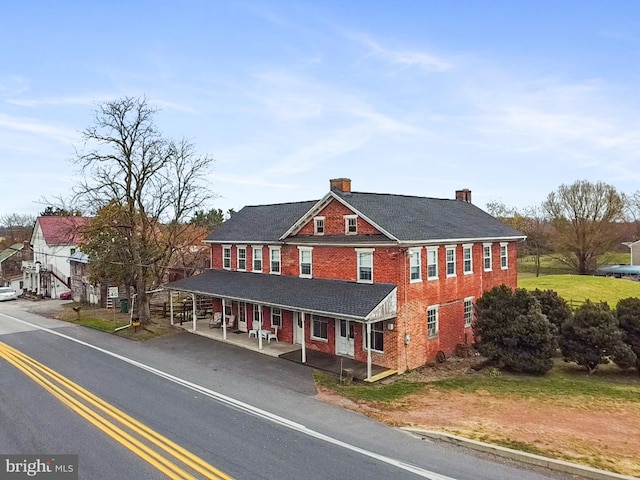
(34, 216, 90, 246)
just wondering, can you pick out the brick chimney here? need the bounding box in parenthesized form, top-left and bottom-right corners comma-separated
(455, 189, 472, 203)
(330, 178, 351, 193)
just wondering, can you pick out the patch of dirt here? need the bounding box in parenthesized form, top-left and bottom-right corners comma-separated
(316, 357, 640, 477)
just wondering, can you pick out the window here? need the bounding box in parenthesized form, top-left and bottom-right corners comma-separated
(238, 303, 247, 323)
(299, 247, 313, 278)
(409, 248, 421, 282)
(314, 217, 325, 235)
(427, 247, 438, 280)
(224, 302, 232, 318)
(237, 246, 247, 271)
(271, 307, 282, 327)
(357, 249, 373, 283)
(463, 244, 473, 274)
(483, 243, 492, 271)
(446, 246, 456, 277)
(269, 247, 281, 274)
(222, 245, 231, 270)
(70, 248, 76, 255)
(311, 315, 328, 340)
(253, 304, 262, 324)
(345, 215, 357, 235)
(500, 243, 508, 269)
(464, 297, 474, 327)
(363, 321, 384, 352)
(427, 306, 439, 338)
(252, 246, 262, 272)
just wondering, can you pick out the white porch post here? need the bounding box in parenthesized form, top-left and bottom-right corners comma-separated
(366, 322, 372, 381)
(191, 293, 196, 331)
(169, 291, 174, 325)
(222, 298, 227, 340)
(301, 312, 306, 364)
(258, 305, 264, 350)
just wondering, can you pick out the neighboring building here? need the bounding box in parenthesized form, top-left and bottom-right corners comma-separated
(166, 179, 525, 376)
(629, 240, 640, 266)
(0, 242, 33, 290)
(23, 216, 90, 299)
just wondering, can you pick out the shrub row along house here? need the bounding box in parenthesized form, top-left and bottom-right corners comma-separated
(166, 178, 525, 378)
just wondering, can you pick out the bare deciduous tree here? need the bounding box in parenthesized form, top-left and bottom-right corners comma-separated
(543, 180, 624, 274)
(73, 96, 214, 324)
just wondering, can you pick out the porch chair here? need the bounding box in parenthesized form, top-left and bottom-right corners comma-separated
(225, 315, 235, 329)
(267, 326, 279, 343)
(248, 321, 260, 338)
(208, 312, 223, 329)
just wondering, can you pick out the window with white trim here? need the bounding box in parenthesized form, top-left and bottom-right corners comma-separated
(271, 307, 282, 327)
(314, 217, 325, 235)
(222, 245, 231, 270)
(463, 244, 473, 274)
(500, 243, 508, 269)
(252, 246, 262, 272)
(483, 243, 492, 271)
(363, 321, 384, 352)
(237, 246, 246, 271)
(427, 247, 438, 280)
(253, 304, 262, 324)
(298, 247, 313, 278)
(427, 305, 439, 338)
(464, 297, 474, 327)
(311, 315, 328, 340)
(345, 215, 357, 235)
(446, 245, 456, 277)
(356, 248, 373, 283)
(409, 248, 421, 282)
(269, 246, 281, 274)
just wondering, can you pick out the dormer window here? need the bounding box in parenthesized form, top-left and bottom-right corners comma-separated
(345, 215, 357, 235)
(314, 217, 325, 235)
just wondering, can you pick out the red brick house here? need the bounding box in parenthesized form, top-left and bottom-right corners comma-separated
(166, 178, 524, 378)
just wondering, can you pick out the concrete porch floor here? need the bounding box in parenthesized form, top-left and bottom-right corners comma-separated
(175, 318, 396, 382)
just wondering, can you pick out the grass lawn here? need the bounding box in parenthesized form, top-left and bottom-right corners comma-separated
(518, 274, 640, 307)
(517, 251, 631, 279)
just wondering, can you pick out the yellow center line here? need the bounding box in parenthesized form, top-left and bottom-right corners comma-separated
(0, 342, 233, 480)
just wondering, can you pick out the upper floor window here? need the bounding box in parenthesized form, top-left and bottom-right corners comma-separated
(345, 215, 357, 235)
(269, 246, 281, 274)
(427, 247, 438, 280)
(237, 246, 247, 271)
(271, 307, 282, 327)
(356, 248, 373, 283)
(363, 321, 384, 353)
(252, 246, 262, 272)
(409, 248, 421, 282)
(446, 245, 456, 277)
(298, 247, 313, 278)
(464, 297, 474, 327)
(427, 305, 439, 338)
(500, 243, 508, 270)
(314, 217, 325, 235)
(483, 243, 492, 271)
(222, 245, 231, 270)
(463, 244, 473, 274)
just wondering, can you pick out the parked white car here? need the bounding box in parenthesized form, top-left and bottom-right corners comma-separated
(0, 287, 18, 301)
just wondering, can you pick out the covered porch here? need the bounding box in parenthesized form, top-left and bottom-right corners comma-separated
(164, 269, 398, 382)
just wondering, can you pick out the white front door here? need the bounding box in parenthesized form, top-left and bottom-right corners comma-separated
(294, 312, 304, 345)
(237, 302, 247, 332)
(336, 319, 355, 357)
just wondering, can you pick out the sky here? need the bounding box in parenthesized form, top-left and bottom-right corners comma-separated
(1, 0, 640, 219)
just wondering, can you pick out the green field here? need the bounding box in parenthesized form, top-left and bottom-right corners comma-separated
(518, 274, 640, 307)
(517, 252, 630, 278)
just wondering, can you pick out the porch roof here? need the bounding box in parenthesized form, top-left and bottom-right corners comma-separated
(164, 269, 397, 322)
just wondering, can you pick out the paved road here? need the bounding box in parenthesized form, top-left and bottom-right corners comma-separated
(0, 300, 564, 479)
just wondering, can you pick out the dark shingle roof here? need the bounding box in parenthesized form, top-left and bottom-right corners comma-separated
(334, 191, 523, 242)
(165, 269, 396, 321)
(205, 201, 316, 243)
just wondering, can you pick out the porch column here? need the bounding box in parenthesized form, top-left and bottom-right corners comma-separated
(258, 304, 264, 350)
(366, 322, 372, 381)
(191, 293, 196, 331)
(169, 291, 174, 325)
(222, 298, 227, 341)
(301, 312, 306, 364)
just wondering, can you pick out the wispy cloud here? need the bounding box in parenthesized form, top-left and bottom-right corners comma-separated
(0, 113, 78, 144)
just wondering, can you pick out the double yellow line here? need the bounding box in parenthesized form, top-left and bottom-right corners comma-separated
(0, 341, 233, 480)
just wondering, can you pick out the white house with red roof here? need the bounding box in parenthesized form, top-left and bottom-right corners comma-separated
(23, 216, 90, 298)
